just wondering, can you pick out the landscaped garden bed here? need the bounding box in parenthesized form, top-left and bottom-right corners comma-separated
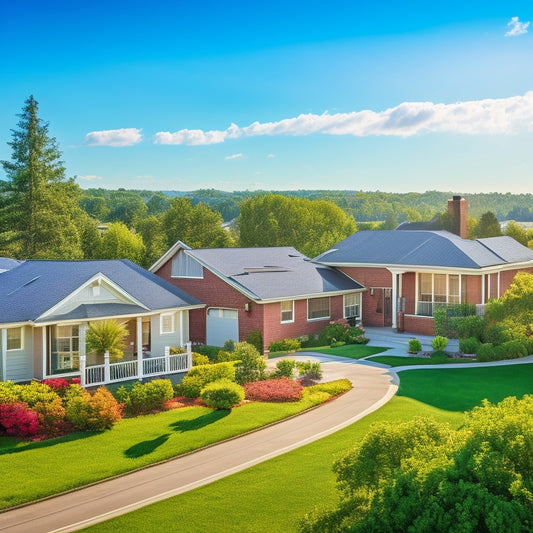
(0, 341, 352, 510)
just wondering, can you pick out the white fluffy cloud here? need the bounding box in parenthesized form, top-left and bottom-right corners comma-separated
(505, 16, 530, 36)
(84, 128, 143, 147)
(153, 92, 533, 145)
(224, 153, 243, 160)
(77, 175, 103, 181)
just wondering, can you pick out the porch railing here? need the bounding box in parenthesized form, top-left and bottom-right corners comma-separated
(79, 343, 192, 387)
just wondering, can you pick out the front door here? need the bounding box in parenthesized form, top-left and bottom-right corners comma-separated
(383, 289, 392, 326)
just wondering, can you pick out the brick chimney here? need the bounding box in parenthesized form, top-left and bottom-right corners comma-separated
(447, 196, 468, 239)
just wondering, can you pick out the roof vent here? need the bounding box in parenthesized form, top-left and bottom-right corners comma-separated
(7, 276, 41, 295)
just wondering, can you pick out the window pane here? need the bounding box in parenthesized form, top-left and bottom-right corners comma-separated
(434, 274, 446, 302)
(6, 328, 22, 350)
(344, 293, 360, 317)
(308, 297, 330, 320)
(281, 300, 293, 322)
(418, 273, 432, 302)
(161, 314, 174, 333)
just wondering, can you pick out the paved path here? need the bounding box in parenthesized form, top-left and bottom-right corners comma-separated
(0, 357, 397, 533)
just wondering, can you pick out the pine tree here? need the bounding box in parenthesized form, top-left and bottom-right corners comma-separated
(0, 95, 83, 259)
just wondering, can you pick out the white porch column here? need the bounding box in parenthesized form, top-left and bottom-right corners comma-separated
(137, 316, 143, 380)
(42, 327, 47, 379)
(388, 269, 405, 331)
(481, 274, 486, 304)
(104, 351, 111, 383)
(79, 324, 87, 358)
(1, 329, 7, 382)
(180, 310, 185, 347)
(79, 355, 86, 387)
(498, 271, 501, 298)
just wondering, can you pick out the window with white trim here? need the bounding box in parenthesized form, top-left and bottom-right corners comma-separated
(280, 300, 294, 323)
(6, 328, 23, 351)
(344, 293, 361, 318)
(171, 251, 203, 278)
(417, 273, 467, 316)
(160, 313, 175, 334)
(307, 297, 330, 321)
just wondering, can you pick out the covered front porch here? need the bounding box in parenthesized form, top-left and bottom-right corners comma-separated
(38, 310, 192, 385)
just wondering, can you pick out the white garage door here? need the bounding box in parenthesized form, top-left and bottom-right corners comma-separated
(206, 308, 239, 347)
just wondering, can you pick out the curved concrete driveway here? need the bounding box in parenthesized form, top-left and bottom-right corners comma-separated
(0, 356, 397, 533)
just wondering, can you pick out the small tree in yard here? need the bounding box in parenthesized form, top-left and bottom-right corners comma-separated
(233, 342, 266, 385)
(86, 320, 128, 362)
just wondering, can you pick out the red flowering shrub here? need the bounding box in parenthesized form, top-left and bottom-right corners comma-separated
(0, 402, 40, 438)
(244, 377, 303, 402)
(32, 398, 69, 437)
(71, 378, 81, 385)
(66, 387, 123, 431)
(41, 378, 70, 396)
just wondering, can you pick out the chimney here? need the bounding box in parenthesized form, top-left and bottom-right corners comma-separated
(447, 196, 468, 239)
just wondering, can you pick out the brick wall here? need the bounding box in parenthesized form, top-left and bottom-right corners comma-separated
(339, 267, 392, 327)
(155, 255, 347, 352)
(401, 272, 416, 314)
(403, 314, 436, 336)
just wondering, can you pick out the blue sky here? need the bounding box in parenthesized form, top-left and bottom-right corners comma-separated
(1, 1, 533, 193)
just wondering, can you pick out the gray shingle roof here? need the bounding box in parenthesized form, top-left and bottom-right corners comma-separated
(187, 247, 363, 300)
(315, 231, 533, 269)
(0, 259, 202, 324)
(0, 257, 21, 273)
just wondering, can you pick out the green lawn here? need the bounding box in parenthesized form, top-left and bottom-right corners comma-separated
(0, 390, 332, 510)
(84, 363, 533, 533)
(368, 354, 474, 366)
(269, 344, 388, 359)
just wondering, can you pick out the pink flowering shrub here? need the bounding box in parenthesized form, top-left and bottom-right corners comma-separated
(244, 377, 303, 402)
(41, 378, 70, 396)
(0, 402, 40, 438)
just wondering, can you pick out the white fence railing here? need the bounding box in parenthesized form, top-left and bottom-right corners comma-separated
(79, 343, 192, 387)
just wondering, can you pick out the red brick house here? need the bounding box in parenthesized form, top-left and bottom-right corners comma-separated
(315, 197, 533, 336)
(151, 243, 364, 352)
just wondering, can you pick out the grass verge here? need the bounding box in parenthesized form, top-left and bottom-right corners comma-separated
(368, 355, 473, 366)
(84, 363, 533, 533)
(269, 344, 387, 359)
(0, 387, 337, 510)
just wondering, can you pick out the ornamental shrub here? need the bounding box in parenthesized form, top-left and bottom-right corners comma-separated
(319, 322, 349, 346)
(408, 338, 422, 353)
(0, 381, 20, 404)
(246, 330, 264, 354)
(476, 343, 496, 362)
(482, 323, 512, 346)
(65, 387, 122, 431)
(295, 361, 322, 381)
(455, 315, 486, 340)
(299, 335, 322, 348)
(234, 342, 266, 385)
(192, 352, 210, 366)
(41, 378, 70, 396)
(216, 350, 237, 363)
(499, 340, 528, 360)
(274, 359, 296, 378)
(431, 336, 448, 351)
(169, 347, 186, 355)
(17, 381, 60, 408)
(223, 339, 235, 353)
(122, 379, 174, 414)
(0, 402, 40, 438)
(194, 345, 221, 361)
(306, 379, 352, 397)
(459, 336, 480, 355)
(268, 338, 301, 353)
(200, 379, 245, 409)
(32, 397, 67, 437)
(181, 362, 237, 398)
(244, 378, 303, 402)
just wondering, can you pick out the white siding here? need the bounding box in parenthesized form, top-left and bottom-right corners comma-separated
(6, 327, 34, 382)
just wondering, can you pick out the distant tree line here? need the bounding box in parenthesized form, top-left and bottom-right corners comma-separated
(2, 96, 533, 269)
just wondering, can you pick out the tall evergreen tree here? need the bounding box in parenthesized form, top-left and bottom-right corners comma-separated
(0, 95, 83, 259)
